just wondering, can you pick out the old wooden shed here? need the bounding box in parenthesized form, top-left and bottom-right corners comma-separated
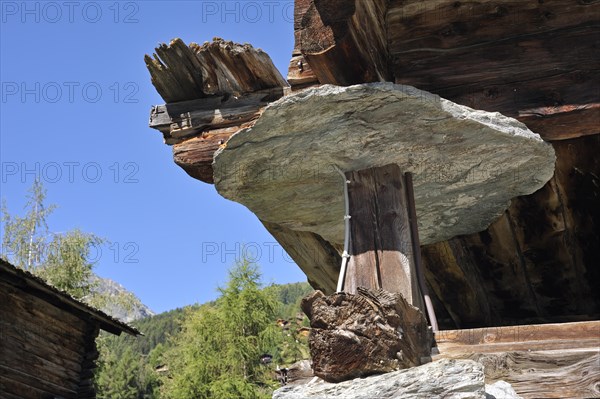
(0, 258, 140, 399)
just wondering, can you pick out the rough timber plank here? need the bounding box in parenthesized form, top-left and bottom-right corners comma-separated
(149, 87, 286, 145)
(288, 51, 319, 90)
(145, 38, 288, 103)
(147, 39, 289, 183)
(436, 320, 600, 347)
(344, 165, 423, 310)
(435, 321, 600, 398)
(387, 0, 599, 141)
(293, 0, 391, 85)
(518, 104, 600, 141)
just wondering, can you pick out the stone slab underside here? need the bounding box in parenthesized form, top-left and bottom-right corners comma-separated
(214, 83, 555, 246)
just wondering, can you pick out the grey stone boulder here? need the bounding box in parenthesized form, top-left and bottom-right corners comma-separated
(214, 83, 556, 246)
(273, 359, 489, 399)
(272, 359, 522, 399)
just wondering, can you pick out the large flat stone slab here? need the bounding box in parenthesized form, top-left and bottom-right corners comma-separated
(272, 359, 522, 399)
(214, 83, 556, 245)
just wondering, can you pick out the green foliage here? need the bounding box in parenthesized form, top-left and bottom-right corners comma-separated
(269, 282, 313, 320)
(95, 307, 188, 398)
(95, 268, 313, 398)
(1, 180, 142, 316)
(160, 259, 279, 399)
(36, 229, 103, 299)
(1, 181, 102, 301)
(1, 180, 56, 270)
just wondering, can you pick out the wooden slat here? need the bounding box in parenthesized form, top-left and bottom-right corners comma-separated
(0, 283, 88, 339)
(0, 365, 77, 399)
(387, 0, 599, 141)
(436, 320, 600, 348)
(0, 262, 138, 336)
(0, 344, 82, 389)
(435, 321, 600, 398)
(149, 87, 286, 145)
(287, 52, 319, 89)
(438, 350, 600, 399)
(387, 0, 599, 53)
(518, 103, 600, 141)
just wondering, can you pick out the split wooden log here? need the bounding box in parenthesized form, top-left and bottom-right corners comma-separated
(145, 38, 288, 103)
(301, 288, 433, 383)
(287, 51, 319, 90)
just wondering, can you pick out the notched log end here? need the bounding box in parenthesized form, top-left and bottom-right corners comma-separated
(303, 287, 433, 383)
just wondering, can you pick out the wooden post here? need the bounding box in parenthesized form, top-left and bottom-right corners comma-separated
(343, 164, 425, 311)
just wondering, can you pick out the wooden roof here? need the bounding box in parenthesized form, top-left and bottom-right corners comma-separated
(0, 259, 140, 336)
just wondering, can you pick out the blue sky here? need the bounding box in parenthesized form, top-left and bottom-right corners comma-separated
(0, 0, 306, 313)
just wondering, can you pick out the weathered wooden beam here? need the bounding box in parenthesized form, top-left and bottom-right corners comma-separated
(518, 103, 600, 141)
(436, 320, 600, 349)
(149, 87, 286, 145)
(145, 38, 206, 103)
(147, 39, 289, 183)
(421, 135, 600, 329)
(292, 0, 391, 85)
(435, 321, 600, 399)
(388, 0, 599, 141)
(287, 51, 319, 90)
(145, 38, 288, 103)
(286, 0, 321, 90)
(343, 164, 424, 311)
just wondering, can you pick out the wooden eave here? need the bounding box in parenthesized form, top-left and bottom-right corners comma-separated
(0, 259, 140, 337)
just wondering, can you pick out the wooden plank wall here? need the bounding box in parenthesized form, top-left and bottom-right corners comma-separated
(435, 320, 600, 398)
(0, 281, 98, 399)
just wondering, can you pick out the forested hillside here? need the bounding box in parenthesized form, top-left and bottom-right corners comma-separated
(95, 266, 313, 399)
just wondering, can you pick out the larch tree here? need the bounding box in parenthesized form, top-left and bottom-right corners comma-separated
(160, 258, 279, 399)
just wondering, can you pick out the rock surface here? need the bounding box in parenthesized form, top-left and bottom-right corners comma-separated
(214, 83, 556, 246)
(301, 288, 433, 383)
(273, 359, 499, 399)
(485, 381, 523, 399)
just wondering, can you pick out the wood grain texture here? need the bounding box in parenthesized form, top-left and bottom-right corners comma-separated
(293, 0, 391, 85)
(145, 38, 288, 103)
(145, 1, 600, 332)
(388, 0, 599, 140)
(287, 51, 319, 90)
(0, 283, 85, 398)
(0, 260, 132, 398)
(344, 165, 423, 311)
(435, 321, 600, 398)
(147, 39, 289, 183)
(302, 288, 432, 382)
(422, 136, 600, 329)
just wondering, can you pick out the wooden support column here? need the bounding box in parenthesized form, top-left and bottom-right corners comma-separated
(343, 164, 424, 311)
